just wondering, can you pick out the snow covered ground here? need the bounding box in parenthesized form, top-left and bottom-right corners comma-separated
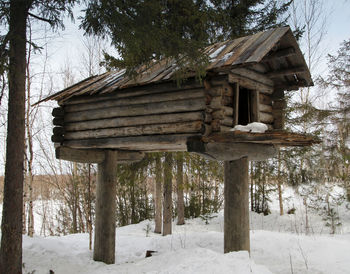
(2, 188, 350, 274)
(22, 211, 350, 273)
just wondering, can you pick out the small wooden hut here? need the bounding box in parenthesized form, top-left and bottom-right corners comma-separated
(38, 26, 316, 264)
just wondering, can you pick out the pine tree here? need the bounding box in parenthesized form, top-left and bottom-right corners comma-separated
(208, 0, 292, 41)
(81, 0, 292, 74)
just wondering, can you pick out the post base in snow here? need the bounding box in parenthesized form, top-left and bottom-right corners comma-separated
(224, 157, 250, 253)
(93, 150, 118, 264)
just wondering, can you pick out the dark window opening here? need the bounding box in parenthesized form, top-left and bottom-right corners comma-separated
(238, 87, 251, 125)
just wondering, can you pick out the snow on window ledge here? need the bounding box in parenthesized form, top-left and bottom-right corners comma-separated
(230, 122, 268, 133)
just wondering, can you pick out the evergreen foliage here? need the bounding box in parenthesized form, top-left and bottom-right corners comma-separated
(208, 0, 292, 41)
(81, 0, 292, 74)
(319, 39, 350, 201)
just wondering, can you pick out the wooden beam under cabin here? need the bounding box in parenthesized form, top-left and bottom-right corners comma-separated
(63, 134, 195, 151)
(187, 139, 277, 161)
(55, 146, 145, 164)
(202, 130, 320, 147)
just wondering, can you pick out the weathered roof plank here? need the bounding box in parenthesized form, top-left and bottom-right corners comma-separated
(37, 26, 313, 104)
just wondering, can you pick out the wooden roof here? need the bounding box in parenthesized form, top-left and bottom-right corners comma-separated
(38, 26, 312, 104)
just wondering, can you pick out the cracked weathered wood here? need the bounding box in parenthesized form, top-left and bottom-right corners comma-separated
(93, 150, 118, 264)
(224, 157, 250, 253)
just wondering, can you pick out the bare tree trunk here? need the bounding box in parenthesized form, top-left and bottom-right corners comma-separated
(25, 29, 34, 237)
(154, 155, 162, 233)
(163, 153, 173, 236)
(130, 171, 137, 224)
(22, 158, 27, 235)
(72, 162, 78, 233)
(0, 1, 28, 273)
(277, 150, 284, 215)
(250, 163, 254, 212)
(88, 164, 93, 250)
(224, 157, 250, 253)
(27, 174, 34, 237)
(176, 152, 185, 225)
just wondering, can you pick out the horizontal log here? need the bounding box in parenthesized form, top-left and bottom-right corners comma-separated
(229, 74, 273, 95)
(187, 139, 277, 161)
(52, 135, 64, 143)
(63, 134, 196, 151)
(220, 126, 232, 132)
(62, 79, 203, 105)
(64, 121, 205, 140)
(52, 107, 64, 117)
(212, 107, 234, 119)
(221, 117, 234, 127)
(259, 112, 274, 124)
(230, 68, 274, 87)
(55, 146, 145, 164)
(64, 98, 206, 123)
(56, 147, 105, 163)
(65, 111, 205, 132)
(259, 93, 272, 105)
(259, 104, 273, 113)
(202, 130, 320, 147)
(207, 84, 234, 97)
(53, 117, 64, 126)
(263, 47, 296, 61)
(266, 66, 307, 78)
(206, 75, 229, 87)
(53, 127, 65, 135)
(64, 89, 206, 113)
(209, 96, 233, 109)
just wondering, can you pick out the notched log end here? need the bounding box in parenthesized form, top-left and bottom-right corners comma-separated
(52, 107, 64, 117)
(186, 136, 205, 153)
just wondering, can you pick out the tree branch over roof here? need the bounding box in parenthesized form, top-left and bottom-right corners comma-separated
(28, 12, 55, 26)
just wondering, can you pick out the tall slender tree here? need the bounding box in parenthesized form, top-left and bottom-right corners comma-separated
(0, 1, 77, 272)
(176, 152, 185, 225)
(163, 153, 173, 236)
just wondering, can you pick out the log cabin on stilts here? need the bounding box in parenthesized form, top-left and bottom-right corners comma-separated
(36, 26, 317, 264)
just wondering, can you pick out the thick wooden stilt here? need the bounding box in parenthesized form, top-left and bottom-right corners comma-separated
(93, 150, 118, 264)
(224, 157, 250, 253)
(163, 152, 173, 236)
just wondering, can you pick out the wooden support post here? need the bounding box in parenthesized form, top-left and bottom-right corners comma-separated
(224, 157, 250, 253)
(163, 152, 173, 236)
(93, 150, 118, 264)
(154, 155, 162, 234)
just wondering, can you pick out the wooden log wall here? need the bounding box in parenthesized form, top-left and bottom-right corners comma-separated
(204, 79, 235, 133)
(51, 75, 280, 151)
(259, 93, 274, 129)
(52, 80, 215, 151)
